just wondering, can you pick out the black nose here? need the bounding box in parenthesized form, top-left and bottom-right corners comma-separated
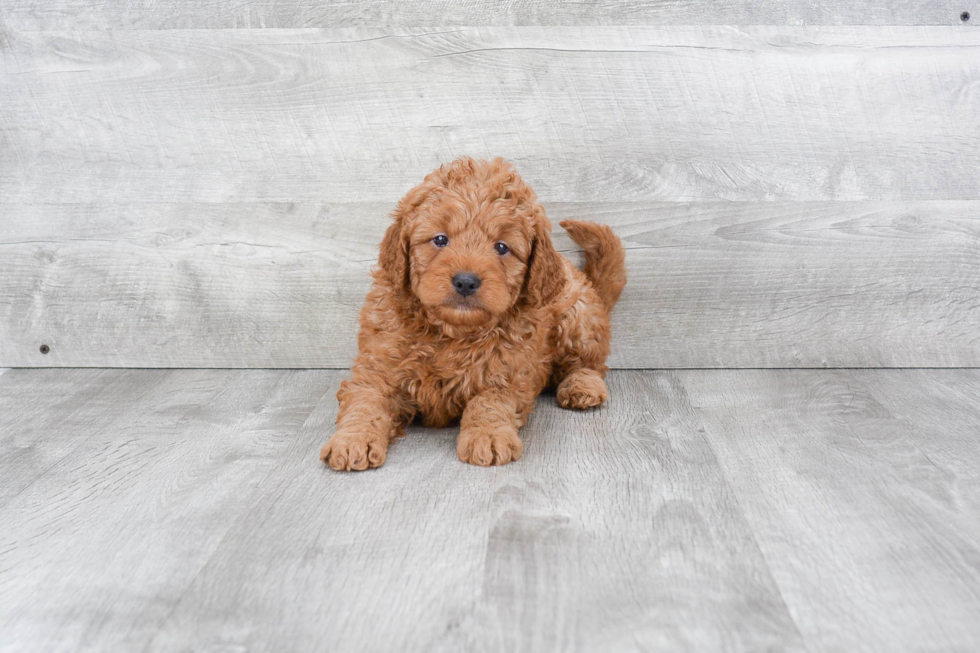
(452, 272, 481, 297)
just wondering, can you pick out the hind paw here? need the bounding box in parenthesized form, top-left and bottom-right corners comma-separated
(556, 369, 608, 410)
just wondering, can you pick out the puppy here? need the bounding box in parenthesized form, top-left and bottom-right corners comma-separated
(319, 157, 626, 470)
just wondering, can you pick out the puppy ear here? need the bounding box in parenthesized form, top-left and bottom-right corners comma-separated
(524, 209, 566, 308)
(378, 182, 430, 293)
(377, 216, 409, 293)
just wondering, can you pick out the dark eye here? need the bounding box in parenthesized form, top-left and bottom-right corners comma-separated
(494, 242, 510, 255)
(432, 235, 449, 248)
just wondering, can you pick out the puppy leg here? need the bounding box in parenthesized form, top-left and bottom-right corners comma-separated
(319, 379, 405, 472)
(556, 368, 608, 410)
(457, 390, 527, 466)
(552, 272, 614, 410)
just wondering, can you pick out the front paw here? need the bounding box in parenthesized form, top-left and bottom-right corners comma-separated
(319, 431, 388, 471)
(457, 425, 522, 466)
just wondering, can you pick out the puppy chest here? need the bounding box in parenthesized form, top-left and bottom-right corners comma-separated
(403, 359, 495, 426)
(400, 343, 548, 426)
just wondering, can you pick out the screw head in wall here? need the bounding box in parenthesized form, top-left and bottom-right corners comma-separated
(39, 344, 50, 354)
(962, 11, 971, 21)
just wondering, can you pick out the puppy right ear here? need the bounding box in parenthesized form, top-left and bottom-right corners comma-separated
(378, 214, 409, 292)
(378, 182, 430, 293)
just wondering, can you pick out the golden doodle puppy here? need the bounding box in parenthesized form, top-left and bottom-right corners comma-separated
(320, 157, 626, 470)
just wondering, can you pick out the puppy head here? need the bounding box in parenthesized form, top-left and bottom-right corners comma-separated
(378, 157, 565, 328)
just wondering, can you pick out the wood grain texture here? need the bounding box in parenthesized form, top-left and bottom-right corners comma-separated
(3, 369, 980, 651)
(0, 369, 806, 652)
(3, 25, 978, 369)
(149, 371, 806, 653)
(2, 201, 978, 368)
(852, 368, 980, 525)
(0, 368, 334, 652)
(2, 27, 979, 204)
(1, 0, 973, 29)
(0, 368, 172, 506)
(683, 369, 980, 653)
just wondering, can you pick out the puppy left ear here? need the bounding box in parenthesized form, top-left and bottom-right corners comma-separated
(524, 209, 566, 308)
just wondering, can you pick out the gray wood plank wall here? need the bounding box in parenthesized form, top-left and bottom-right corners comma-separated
(2, 21, 978, 368)
(2, 1, 973, 29)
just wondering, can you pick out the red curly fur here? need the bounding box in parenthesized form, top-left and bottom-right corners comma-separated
(319, 157, 626, 469)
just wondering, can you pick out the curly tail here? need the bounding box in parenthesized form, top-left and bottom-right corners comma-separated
(559, 220, 626, 311)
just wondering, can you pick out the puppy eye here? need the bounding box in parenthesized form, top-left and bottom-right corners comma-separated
(432, 235, 449, 248)
(494, 242, 510, 255)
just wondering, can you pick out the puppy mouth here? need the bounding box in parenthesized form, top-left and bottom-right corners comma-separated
(444, 297, 483, 311)
(438, 297, 492, 325)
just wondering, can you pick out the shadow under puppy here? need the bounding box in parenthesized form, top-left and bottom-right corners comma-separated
(320, 157, 626, 470)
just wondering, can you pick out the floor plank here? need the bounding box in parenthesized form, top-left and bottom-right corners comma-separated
(0, 369, 805, 653)
(0, 369, 332, 652)
(147, 372, 804, 653)
(683, 369, 980, 653)
(3, 369, 979, 651)
(0, 368, 173, 506)
(852, 369, 980, 540)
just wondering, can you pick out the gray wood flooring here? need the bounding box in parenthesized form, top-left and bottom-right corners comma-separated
(2, 368, 978, 652)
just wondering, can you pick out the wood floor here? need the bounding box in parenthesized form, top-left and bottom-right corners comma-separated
(2, 368, 978, 652)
